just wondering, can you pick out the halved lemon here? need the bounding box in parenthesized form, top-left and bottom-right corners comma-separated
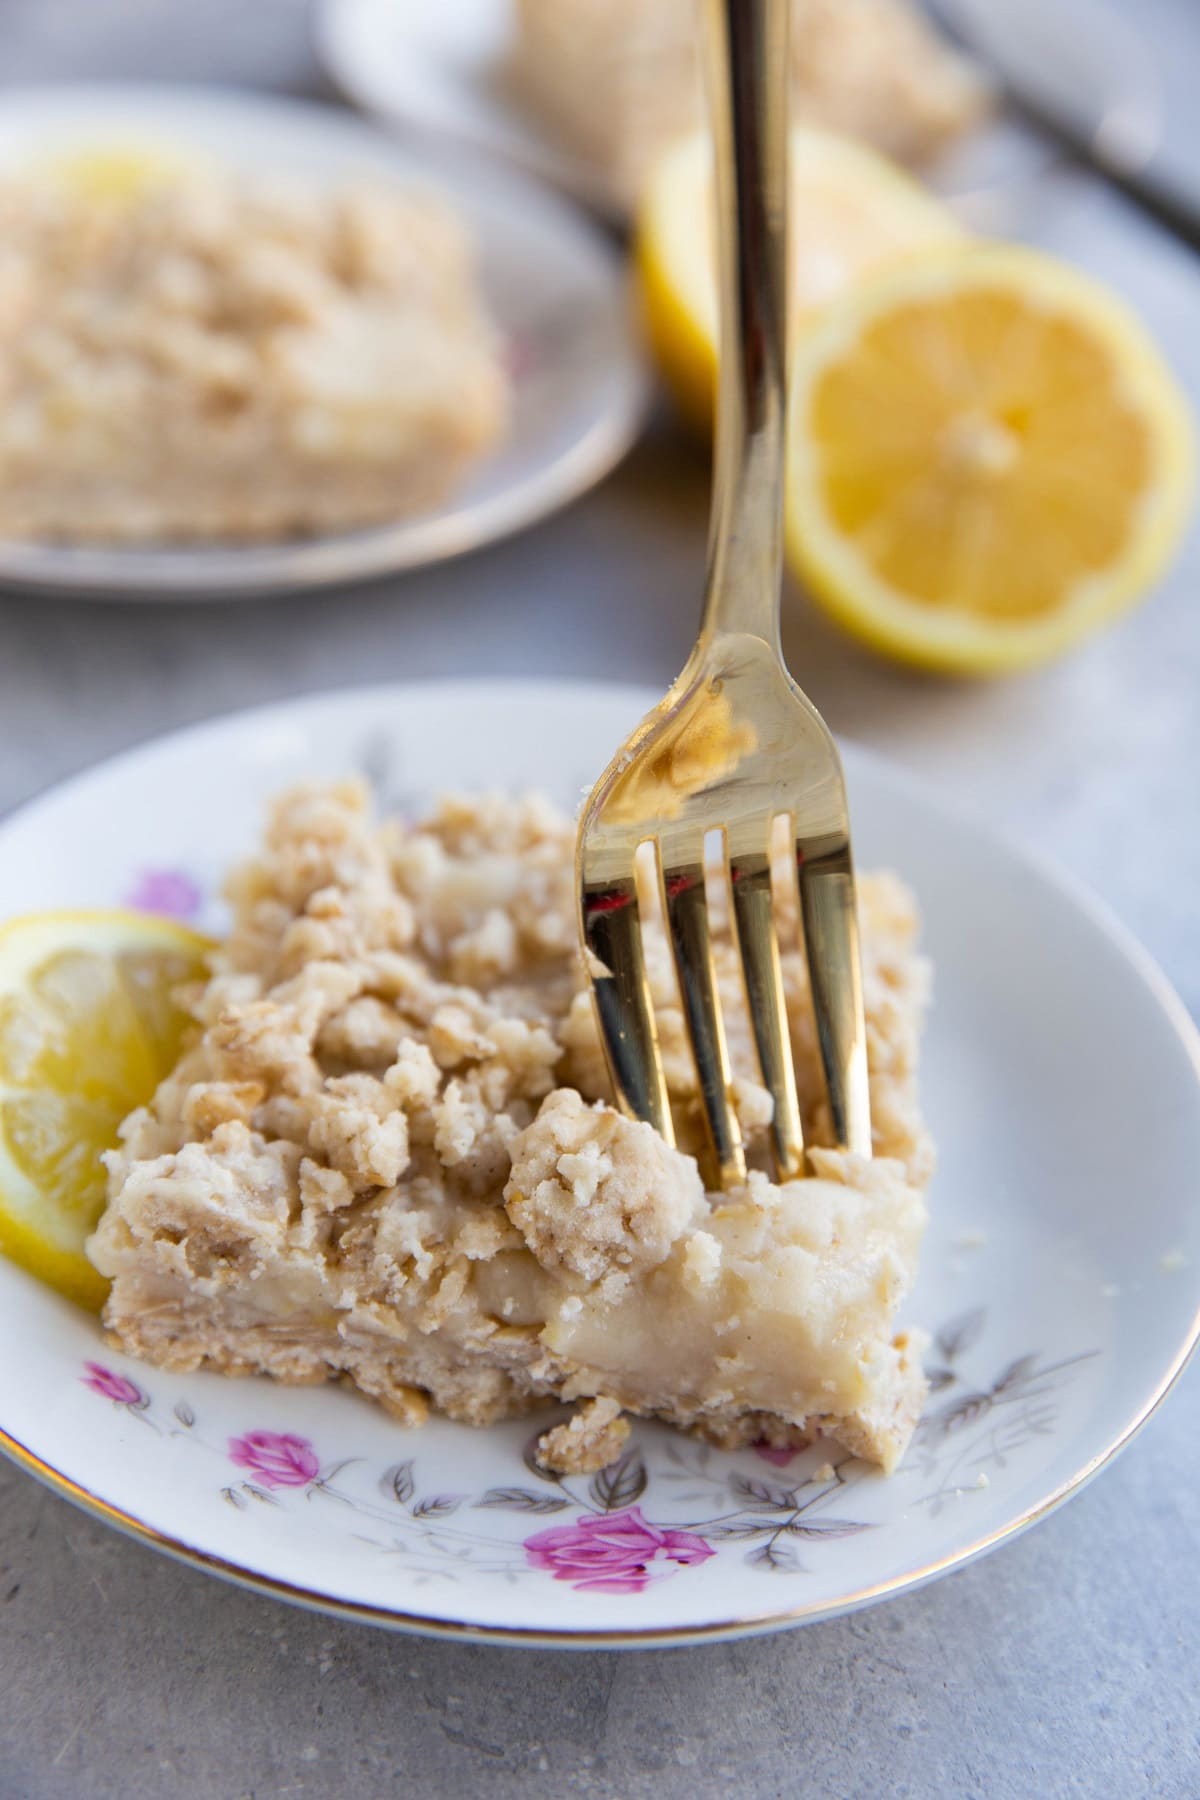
(0, 912, 211, 1308)
(637, 126, 961, 432)
(785, 243, 1196, 675)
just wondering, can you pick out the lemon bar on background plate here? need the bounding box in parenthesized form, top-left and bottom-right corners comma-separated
(510, 0, 985, 209)
(90, 785, 933, 1474)
(0, 166, 508, 544)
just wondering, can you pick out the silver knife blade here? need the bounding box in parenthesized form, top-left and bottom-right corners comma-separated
(932, 0, 1161, 173)
(929, 0, 1200, 247)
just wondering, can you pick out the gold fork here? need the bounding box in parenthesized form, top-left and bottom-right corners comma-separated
(577, 0, 871, 1188)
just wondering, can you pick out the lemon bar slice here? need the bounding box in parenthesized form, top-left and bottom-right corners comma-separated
(90, 785, 932, 1471)
(510, 0, 986, 209)
(0, 167, 507, 543)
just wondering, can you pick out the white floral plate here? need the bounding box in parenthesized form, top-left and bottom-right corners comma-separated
(0, 88, 645, 600)
(1, 680, 1198, 1648)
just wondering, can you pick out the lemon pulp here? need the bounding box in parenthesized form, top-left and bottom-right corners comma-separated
(0, 912, 210, 1308)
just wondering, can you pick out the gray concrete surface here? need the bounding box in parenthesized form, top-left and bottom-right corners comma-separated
(1, 4, 1199, 1796)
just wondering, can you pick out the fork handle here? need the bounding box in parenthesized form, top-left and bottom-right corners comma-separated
(700, 0, 790, 651)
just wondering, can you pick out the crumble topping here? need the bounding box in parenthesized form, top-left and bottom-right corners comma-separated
(506, 1088, 706, 1284)
(535, 1395, 631, 1476)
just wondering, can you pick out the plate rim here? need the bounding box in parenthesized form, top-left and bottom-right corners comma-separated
(0, 84, 648, 600)
(315, 0, 631, 220)
(0, 675, 1198, 1647)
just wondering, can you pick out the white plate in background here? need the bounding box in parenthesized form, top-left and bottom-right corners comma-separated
(0, 680, 1197, 1645)
(318, 0, 627, 217)
(0, 87, 646, 599)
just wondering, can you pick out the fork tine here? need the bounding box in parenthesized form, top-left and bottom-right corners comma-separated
(729, 848, 804, 1180)
(796, 834, 872, 1157)
(580, 867, 675, 1144)
(660, 846, 746, 1187)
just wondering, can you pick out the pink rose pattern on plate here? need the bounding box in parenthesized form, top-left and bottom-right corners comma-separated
(75, 1311, 1097, 1595)
(523, 1505, 713, 1593)
(228, 1431, 320, 1490)
(81, 1362, 145, 1407)
(124, 868, 203, 921)
(753, 1442, 800, 1469)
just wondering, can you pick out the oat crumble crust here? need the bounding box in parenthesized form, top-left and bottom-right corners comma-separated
(90, 784, 934, 1473)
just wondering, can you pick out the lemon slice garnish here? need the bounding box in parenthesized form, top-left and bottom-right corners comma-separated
(0, 911, 211, 1308)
